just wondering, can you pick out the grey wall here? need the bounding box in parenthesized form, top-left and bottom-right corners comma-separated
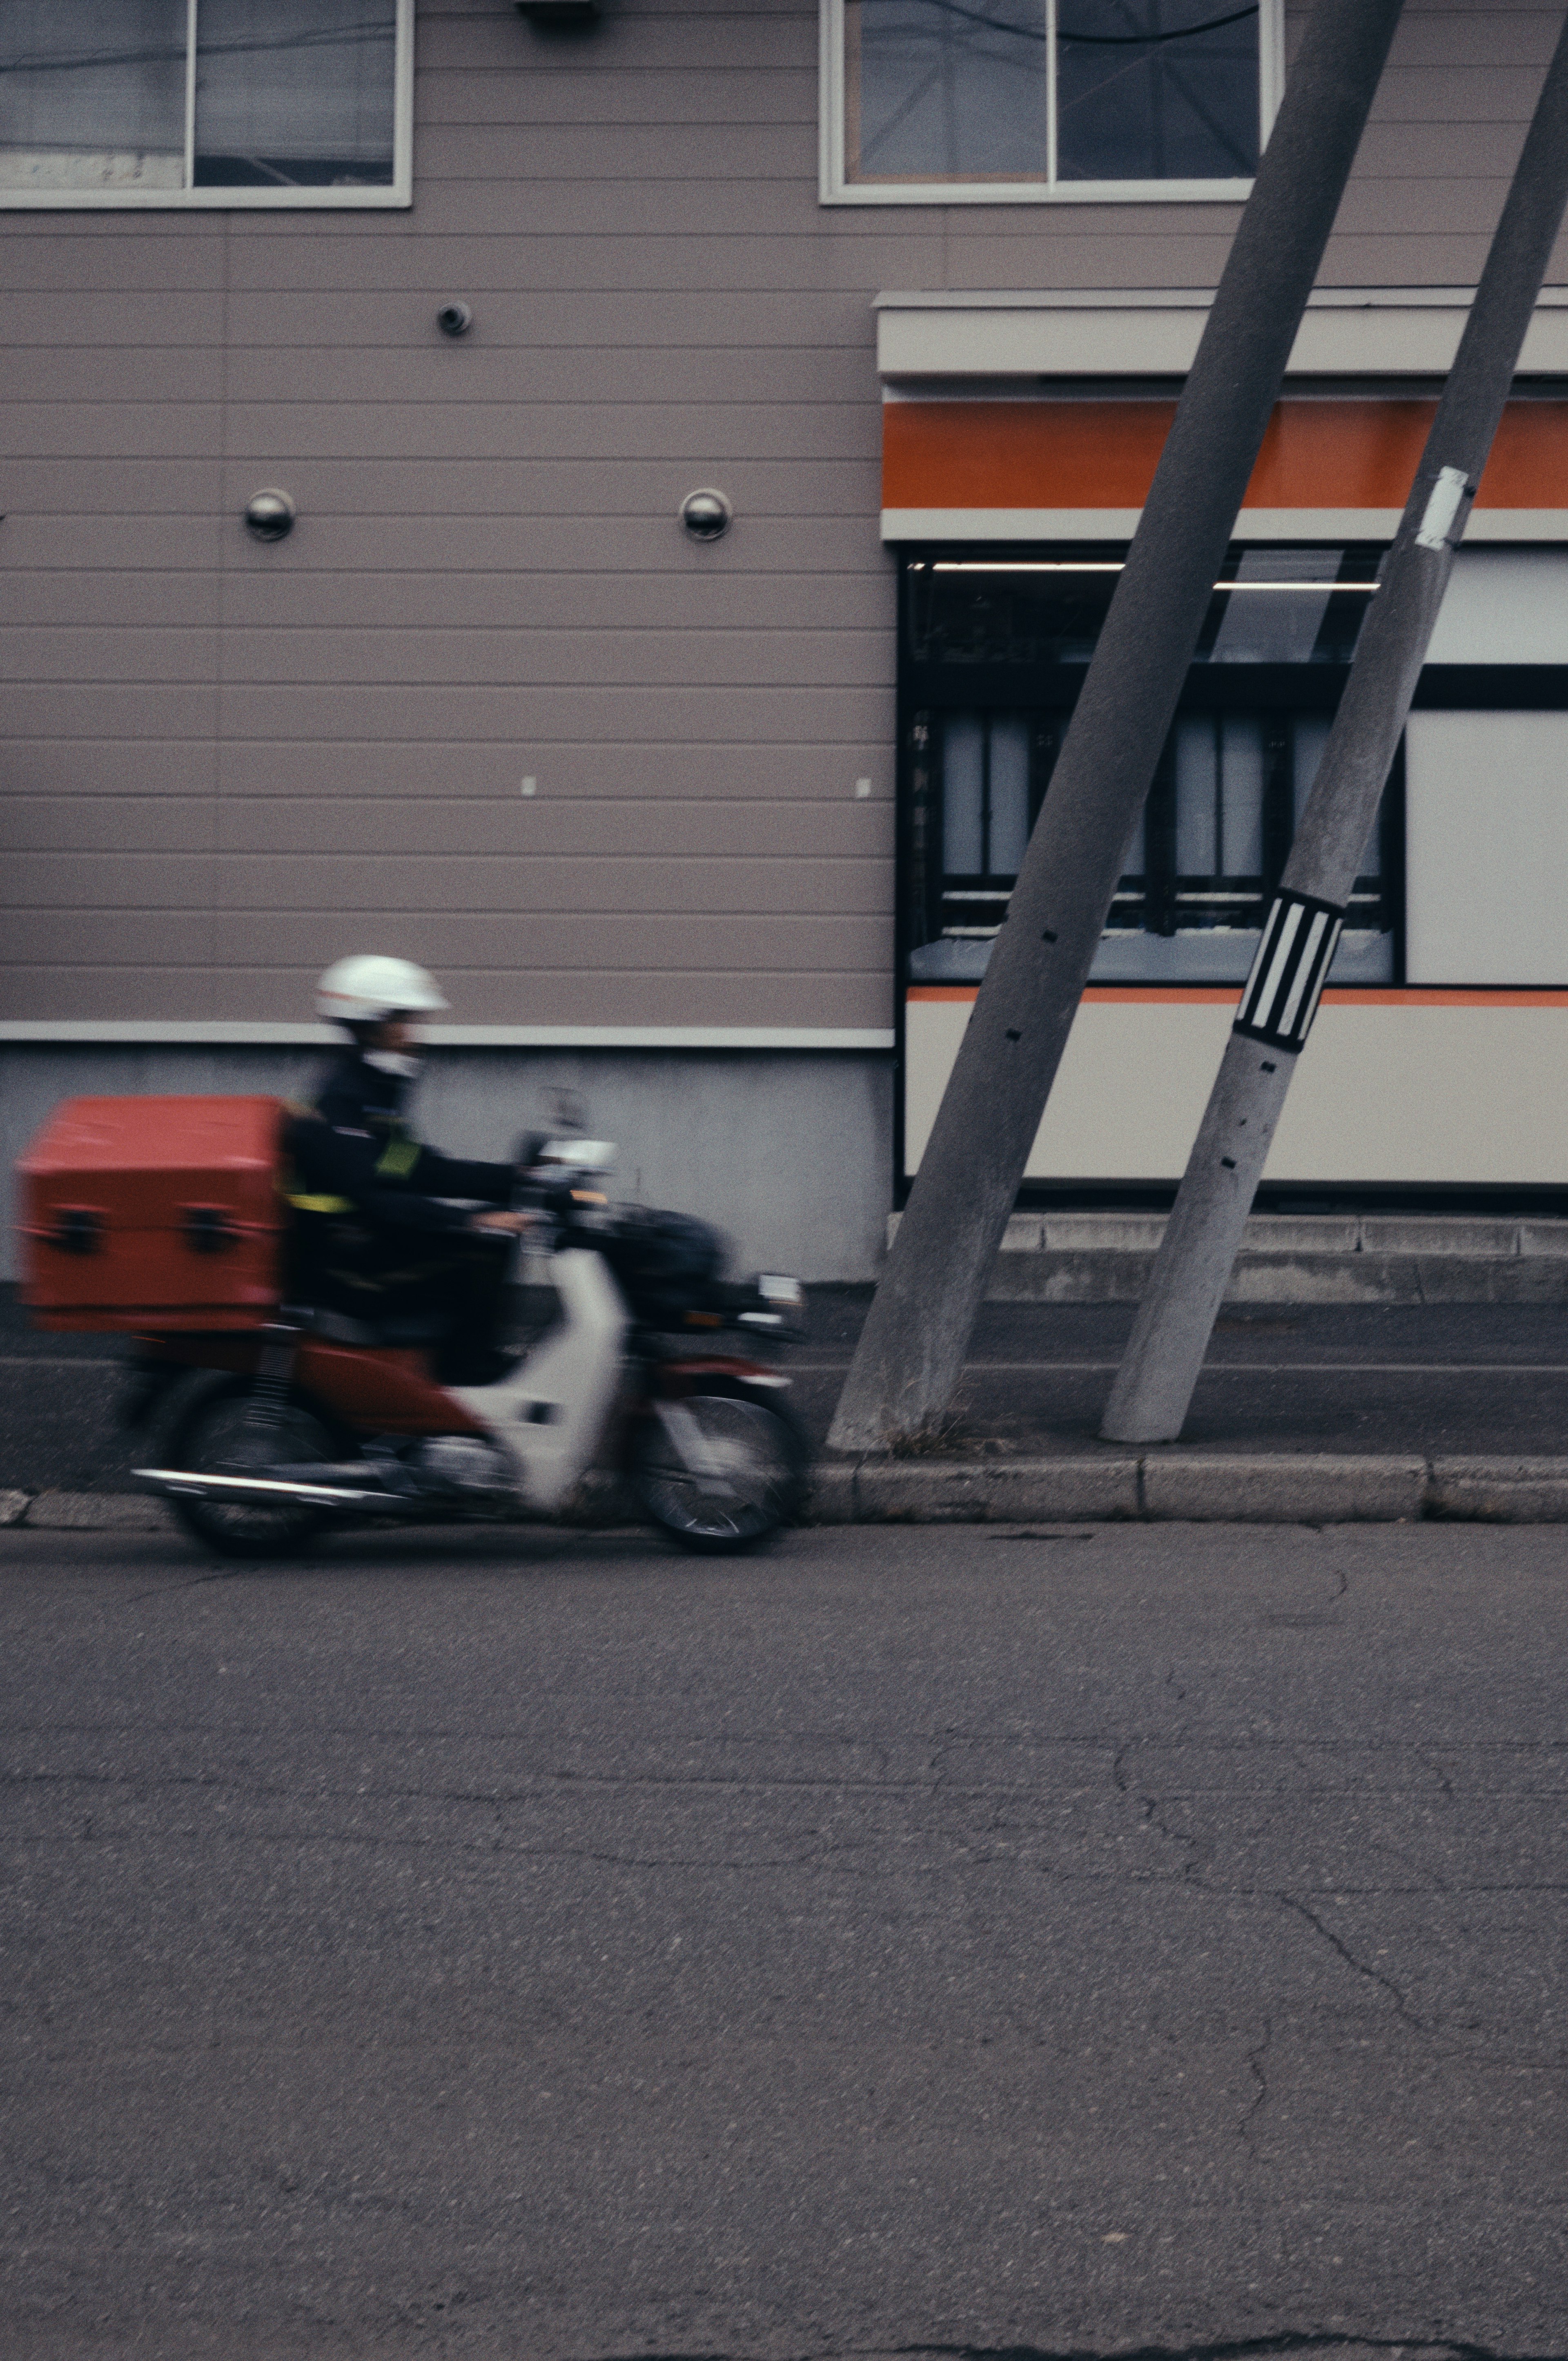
(0, 1043, 893, 1284)
(4, 0, 1565, 1032)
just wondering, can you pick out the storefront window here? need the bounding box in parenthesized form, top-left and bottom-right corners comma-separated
(900, 546, 1398, 986)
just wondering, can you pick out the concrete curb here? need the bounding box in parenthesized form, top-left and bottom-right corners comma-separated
(802, 1452, 1568, 1525)
(11, 1458, 1568, 1533)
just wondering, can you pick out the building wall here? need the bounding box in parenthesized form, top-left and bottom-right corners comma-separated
(6, 0, 1568, 1030)
(3, 0, 1567, 1271)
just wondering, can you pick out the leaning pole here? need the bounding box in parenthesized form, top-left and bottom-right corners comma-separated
(828, 0, 1406, 1456)
(1101, 4, 1568, 1447)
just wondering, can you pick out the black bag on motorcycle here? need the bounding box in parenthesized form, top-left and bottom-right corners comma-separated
(601, 1208, 726, 1324)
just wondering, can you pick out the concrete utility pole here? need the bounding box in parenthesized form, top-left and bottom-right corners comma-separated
(829, 0, 1406, 1454)
(1102, 6, 1568, 1447)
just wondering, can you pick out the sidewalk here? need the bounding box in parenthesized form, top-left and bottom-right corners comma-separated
(5, 1286, 1568, 1529)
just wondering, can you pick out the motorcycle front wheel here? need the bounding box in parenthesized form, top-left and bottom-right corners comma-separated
(630, 1386, 808, 1554)
(164, 1380, 339, 1561)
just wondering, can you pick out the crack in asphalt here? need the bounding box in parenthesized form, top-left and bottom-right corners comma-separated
(1240, 2013, 1272, 2156)
(1276, 1894, 1427, 2034)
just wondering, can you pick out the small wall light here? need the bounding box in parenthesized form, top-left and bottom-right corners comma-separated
(437, 301, 472, 337)
(245, 488, 296, 542)
(680, 488, 733, 543)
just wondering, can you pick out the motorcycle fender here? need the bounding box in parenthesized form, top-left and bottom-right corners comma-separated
(124, 1333, 488, 1437)
(657, 1357, 791, 1394)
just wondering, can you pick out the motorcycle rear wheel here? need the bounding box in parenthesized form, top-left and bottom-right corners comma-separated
(164, 1380, 338, 1561)
(630, 1386, 808, 1553)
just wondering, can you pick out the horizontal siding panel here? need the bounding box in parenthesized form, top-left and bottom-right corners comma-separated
(0, 293, 229, 349)
(1383, 11, 1561, 65)
(419, 65, 817, 128)
(2, 847, 888, 921)
(415, 122, 812, 179)
(220, 290, 873, 351)
(2, 350, 223, 405)
(2, 745, 217, 796)
(207, 910, 890, 970)
(7, 849, 889, 917)
(1, 406, 223, 461)
(3, 456, 877, 517)
(7, 855, 218, 909)
(1372, 66, 1561, 120)
(0, 461, 225, 514)
(207, 232, 948, 294)
(197, 853, 890, 917)
(209, 797, 890, 859)
(3, 575, 220, 630)
(221, 346, 875, 407)
(214, 626, 892, 688)
(0, 237, 227, 295)
(0, 518, 224, 569)
(2, 913, 217, 967)
(214, 741, 896, 799)
(1329, 181, 1511, 236)
(209, 686, 896, 740)
(0, 629, 221, 684)
(1, 687, 220, 737)
(0, 969, 232, 1020)
(0, 966, 891, 1030)
(1352, 121, 1529, 175)
(3, 792, 890, 860)
(210, 516, 888, 573)
(6, 797, 216, 852)
(214, 403, 879, 463)
(220, 571, 894, 631)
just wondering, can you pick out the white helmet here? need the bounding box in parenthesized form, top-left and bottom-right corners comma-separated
(316, 954, 449, 1028)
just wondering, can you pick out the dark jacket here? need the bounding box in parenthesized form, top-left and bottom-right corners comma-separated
(285, 1051, 514, 1235)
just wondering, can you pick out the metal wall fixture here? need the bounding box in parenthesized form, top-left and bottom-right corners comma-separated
(680, 488, 733, 542)
(244, 489, 296, 543)
(437, 301, 473, 337)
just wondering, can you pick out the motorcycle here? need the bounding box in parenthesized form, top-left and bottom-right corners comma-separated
(128, 1135, 810, 1560)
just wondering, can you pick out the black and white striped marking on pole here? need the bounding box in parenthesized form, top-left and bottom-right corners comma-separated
(1233, 891, 1345, 1053)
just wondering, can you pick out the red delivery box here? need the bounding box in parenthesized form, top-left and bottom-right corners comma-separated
(18, 1096, 289, 1332)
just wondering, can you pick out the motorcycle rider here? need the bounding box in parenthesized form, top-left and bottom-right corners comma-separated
(285, 954, 530, 1378)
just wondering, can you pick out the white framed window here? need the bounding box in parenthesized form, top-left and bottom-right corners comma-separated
(821, 0, 1282, 205)
(0, 0, 413, 208)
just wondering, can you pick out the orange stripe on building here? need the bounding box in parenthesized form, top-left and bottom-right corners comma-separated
(882, 399, 1568, 513)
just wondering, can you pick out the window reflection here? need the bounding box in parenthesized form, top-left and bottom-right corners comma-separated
(0, 3, 185, 191)
(845, 0, 1261, 187)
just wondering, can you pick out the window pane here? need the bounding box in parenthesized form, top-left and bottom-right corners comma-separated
(1217, 713, 1265, 874)
(194, 0, 395, 187)
(1056, 0, 1259, 183)
(844, 0, 1050, 185)
(1292, 713, 1330, 832)
(1173, 716, 1218, 876)
(0, 2, 185, 191)
(1210, 548, 1342, 664)
(988, 713, 1032, 874)
(942, 713, 985, 874)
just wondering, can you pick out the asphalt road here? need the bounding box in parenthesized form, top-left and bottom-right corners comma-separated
(9, 1291, 1568, 1490)
(2, 1516, 1566, 2358)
